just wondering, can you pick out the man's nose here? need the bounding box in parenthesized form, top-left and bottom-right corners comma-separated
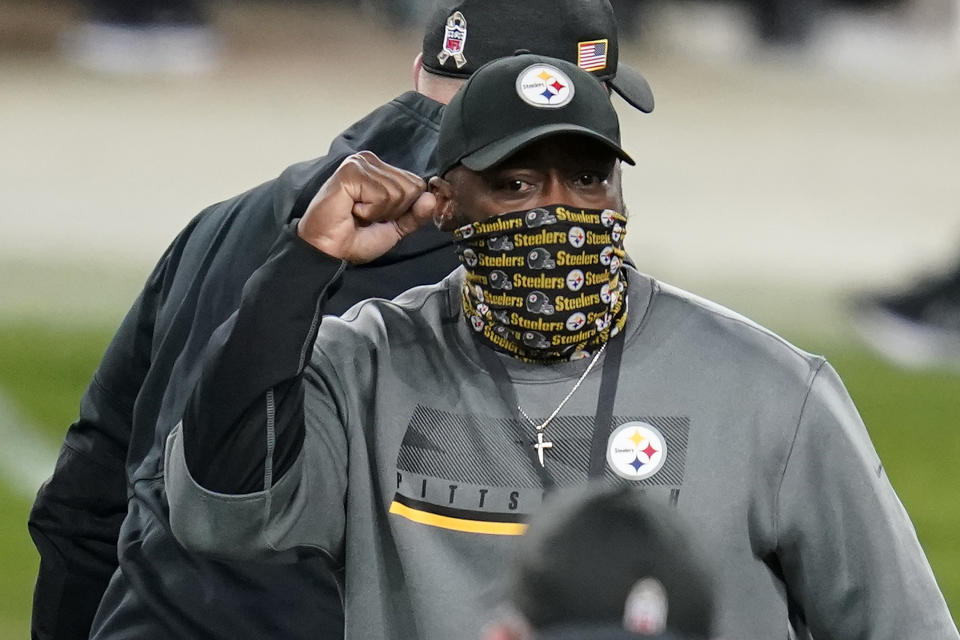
(536, 176, 575, 206)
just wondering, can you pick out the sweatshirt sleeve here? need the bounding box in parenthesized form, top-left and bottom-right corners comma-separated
(776, 362, 958, 639)
(164, 220, 351, 561)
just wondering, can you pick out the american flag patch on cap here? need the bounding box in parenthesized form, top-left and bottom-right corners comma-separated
(577, 39, 608, 72)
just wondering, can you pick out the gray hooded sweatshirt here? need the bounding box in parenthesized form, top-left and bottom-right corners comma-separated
(166, 225, 957, 639)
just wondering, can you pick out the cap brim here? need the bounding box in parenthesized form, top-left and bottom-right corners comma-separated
(609, 63, 654, 114)
(459, 123, 635, 173)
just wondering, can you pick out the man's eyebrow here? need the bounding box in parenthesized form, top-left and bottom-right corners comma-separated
(483, 164, 538, 178)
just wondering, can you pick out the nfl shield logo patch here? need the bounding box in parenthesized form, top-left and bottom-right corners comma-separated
(438, 11, 468, 69)
(445, 32, 463, 54)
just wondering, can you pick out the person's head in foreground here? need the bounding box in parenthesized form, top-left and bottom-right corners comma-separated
(428, 52, 636, 362)
(484, 485, 716, 640)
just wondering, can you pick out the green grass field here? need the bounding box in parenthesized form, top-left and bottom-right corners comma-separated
(0, 321, 118, 638)
(0, 319, 957, 636)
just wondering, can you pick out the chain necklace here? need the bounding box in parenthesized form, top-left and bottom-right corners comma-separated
(516, 341, 608, 467)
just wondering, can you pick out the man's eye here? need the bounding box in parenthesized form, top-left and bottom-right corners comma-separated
(500, 179, 531, 192)
(574, 173, 604, 186)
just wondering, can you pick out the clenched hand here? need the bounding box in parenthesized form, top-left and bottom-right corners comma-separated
(298, 151, 436, 263)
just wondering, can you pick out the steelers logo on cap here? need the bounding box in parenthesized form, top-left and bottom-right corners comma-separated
(607, 422, 667, 481)
(516, 63, 575, 108)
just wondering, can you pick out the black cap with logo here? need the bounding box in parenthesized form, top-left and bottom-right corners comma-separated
(421, 0, 654, 114)
(502, 485, 716, 640)
(435, 53, 635, 177)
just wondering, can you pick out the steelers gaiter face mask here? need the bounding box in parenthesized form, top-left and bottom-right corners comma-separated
(453, 204, 628, 363)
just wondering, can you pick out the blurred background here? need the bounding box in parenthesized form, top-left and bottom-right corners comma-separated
(0, 0, 958, 635)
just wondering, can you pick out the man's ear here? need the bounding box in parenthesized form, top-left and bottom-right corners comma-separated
(428, 175, 456, 230)
(612, 161, 626, 212)
(412, 52, 424, 91)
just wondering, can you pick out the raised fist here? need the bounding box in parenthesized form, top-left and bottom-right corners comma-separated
(297, 151, 436, 263)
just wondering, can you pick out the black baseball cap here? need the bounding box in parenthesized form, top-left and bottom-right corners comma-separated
(421, 0, 654, 114)
(501, 485, 716, 639)
(435, 53, 635, 177)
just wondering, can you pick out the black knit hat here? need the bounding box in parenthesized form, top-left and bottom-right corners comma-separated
(421, 0, 654, 113)
(503, 485, 716, 639)
(436, 53, 634, 177)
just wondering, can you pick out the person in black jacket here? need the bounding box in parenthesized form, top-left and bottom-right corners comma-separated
(28, 2, 653, 638)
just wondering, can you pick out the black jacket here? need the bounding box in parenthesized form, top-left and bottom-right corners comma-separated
(28, 91, 457, 640)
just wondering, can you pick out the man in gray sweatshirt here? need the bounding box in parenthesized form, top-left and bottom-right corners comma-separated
(165, 54, 958, 639)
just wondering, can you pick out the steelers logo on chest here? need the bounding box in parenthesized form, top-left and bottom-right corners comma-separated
(606, 421, 667, 480)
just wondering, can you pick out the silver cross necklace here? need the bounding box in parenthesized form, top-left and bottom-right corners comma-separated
(516, 341, 608, 467)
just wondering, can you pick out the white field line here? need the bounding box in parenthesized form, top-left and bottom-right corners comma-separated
(0, 390, 60, 500)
